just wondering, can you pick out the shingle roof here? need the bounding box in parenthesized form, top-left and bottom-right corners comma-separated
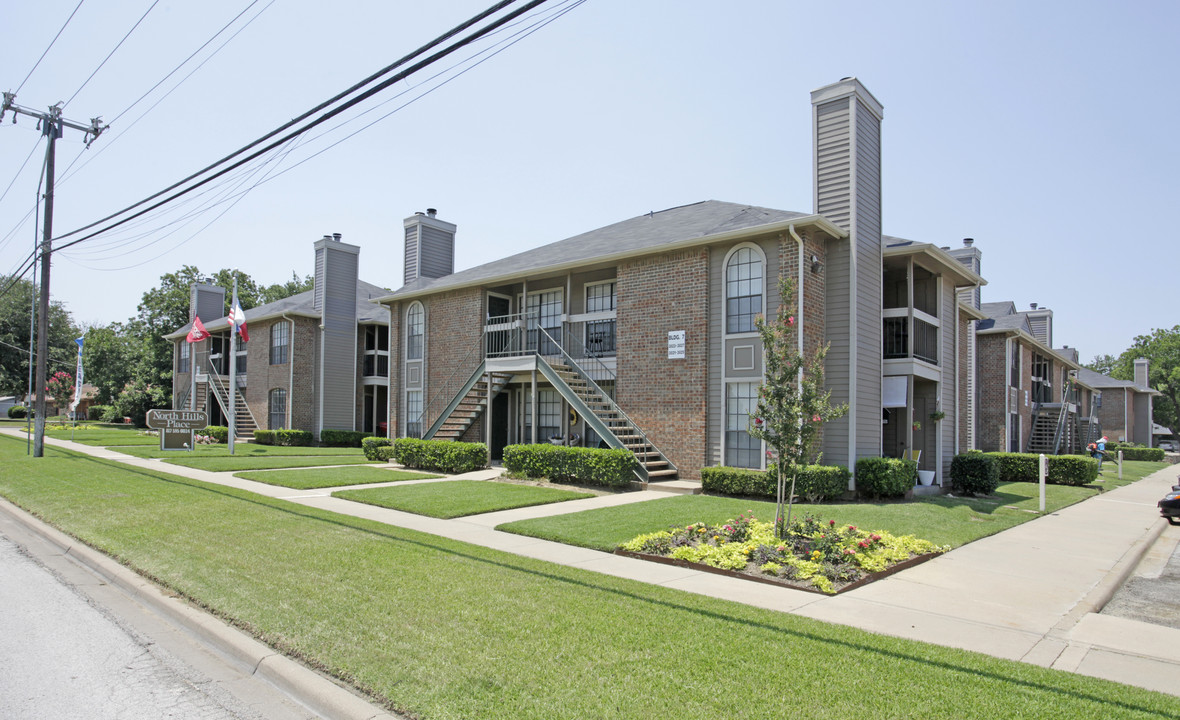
(981, 301, 1016, 318)
(977, 313, 1031, 334)
(1076, 367, 1158, 394)
(166, 279, 390, 339)
(381, 200, 818, 299)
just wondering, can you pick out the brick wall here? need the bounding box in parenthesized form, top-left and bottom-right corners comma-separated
(424, 288, 484, 429)
(617, 248, 709, 480)
(958, 315, 971, 451)
(976, 334, 1007, 452)
(1098, 388, 1127, 441)
(777, 233, 828, 454)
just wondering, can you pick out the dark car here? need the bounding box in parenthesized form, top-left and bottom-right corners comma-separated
(1161, 487, 1180, 526)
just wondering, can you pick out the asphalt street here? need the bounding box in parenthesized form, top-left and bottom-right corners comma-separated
(1102, 522, 1180, 630)
(0, 525, 319, 720)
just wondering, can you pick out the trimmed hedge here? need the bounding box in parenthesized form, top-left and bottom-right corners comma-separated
(1112, 447, 1165, 462)
(203, 426, 228, 443)
(950, 452, 1000, 495)
(854, 457, 917, 499)
(253, 429, 314, 446)
(7, 405, 27, 419)
(502, 444, 638, 488)
(700, 464, 849, 502)
(393, 438, 486, 474)
(87, 405, 111, 421)
(362, 437, 393, 461)
(320, 429, 370, 448)
(986, 452, 1098, 486)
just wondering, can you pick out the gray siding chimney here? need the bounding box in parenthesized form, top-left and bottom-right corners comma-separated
(314, 235, 360, 434)
(403, 210, 456, 285)
(948, 239, 982, 309)
(1134, 357, 1150, 388)
(813, 78, 884, 467)
(190, 282, 226, 322)
(1025, 307, 1053, 348)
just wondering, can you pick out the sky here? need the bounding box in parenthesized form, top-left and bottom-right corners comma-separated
(1, 0, 1176, 364)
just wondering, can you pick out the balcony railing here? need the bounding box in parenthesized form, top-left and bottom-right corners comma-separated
(485, 312, 616, 369)
(883, 316, 938, 365)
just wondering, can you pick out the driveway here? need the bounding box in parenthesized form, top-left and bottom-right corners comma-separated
(1102, 522, 1180, 630)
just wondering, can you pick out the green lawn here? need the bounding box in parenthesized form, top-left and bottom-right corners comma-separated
(11, 424, 162, 446)
(497, 481, 1108, 552)
(0, 437, 1176, 719)
(1092, 460, 1169, 491)
(334, 480, 594, 519)
(235, 466, 441, 489)
(115, 443, 365, 459)
(161, 455, 376, 472)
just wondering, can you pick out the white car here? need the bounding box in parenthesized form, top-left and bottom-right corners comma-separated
(1159, 440, 1178, 452)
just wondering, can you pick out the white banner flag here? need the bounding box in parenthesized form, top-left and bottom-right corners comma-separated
(69, 337, 84, 412)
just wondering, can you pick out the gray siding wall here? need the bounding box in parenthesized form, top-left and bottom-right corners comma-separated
(403, 225, 419, 285)
(816, 98, 852, 466)
(853, 100, 884, 461)
(939, 281, 956, 478)
(192, 283, 225, 324)
(419, 226, 454, 280)
(315, 240, 359, 432)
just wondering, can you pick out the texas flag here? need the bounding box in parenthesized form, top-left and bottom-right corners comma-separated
(227, 293, 249, 343)
(186, 316, 210, 343)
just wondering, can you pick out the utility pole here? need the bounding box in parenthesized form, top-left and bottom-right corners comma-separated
(2, 92, 106, 457)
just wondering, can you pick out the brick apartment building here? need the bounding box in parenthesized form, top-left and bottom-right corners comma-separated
(374, 78, 986, 488)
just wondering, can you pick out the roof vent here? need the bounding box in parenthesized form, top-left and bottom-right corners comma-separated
(1030, 303, 1039, 310)
(333, 233, 342, 242)
(426, 208, 437, 218)
(322, 234, 332, 241)
(963, 238, 974, 247)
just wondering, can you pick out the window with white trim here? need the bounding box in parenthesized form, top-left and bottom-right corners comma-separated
(268, 388, 286, 430)
(584, 281, 616, 355)
(405, 390, 423, 438)
(270, 322, 289, 365)
(725, 382, 761, 468)
(178, 342, 190, 373)
(406, 303, 424, 360)
(363, 325, 390, 377)
(725, 246, 763, 334)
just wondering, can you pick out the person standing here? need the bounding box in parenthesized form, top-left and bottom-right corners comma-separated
(1092, 435, 1108, 473)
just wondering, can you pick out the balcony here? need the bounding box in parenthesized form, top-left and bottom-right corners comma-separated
(883, 313, 938, 365)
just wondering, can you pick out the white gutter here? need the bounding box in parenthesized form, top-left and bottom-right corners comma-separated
(788, 225, 805, 391)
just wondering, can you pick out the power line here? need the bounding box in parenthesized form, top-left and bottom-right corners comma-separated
(64, 0, 161, 109)
(15, 0, 86, 94)
(51, 0, 534, 250)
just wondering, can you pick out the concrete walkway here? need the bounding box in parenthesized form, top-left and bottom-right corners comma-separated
(8, 430, 1180, 699)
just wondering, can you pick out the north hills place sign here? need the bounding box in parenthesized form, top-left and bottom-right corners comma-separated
(146, 409, 209, 451)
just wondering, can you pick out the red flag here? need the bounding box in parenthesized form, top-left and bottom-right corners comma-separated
(186, 316, 210, 343)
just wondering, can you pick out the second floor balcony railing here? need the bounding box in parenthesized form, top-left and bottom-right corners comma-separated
(883, 316, 938, 365)
(485, 312, 617, 366)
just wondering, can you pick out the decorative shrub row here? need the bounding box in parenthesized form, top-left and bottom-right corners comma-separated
(1111, 447, 1165, 462)
(7, 405, 27, 419)
(203, 426, 229, 443)
(320, 429, 371, 447)
(854, 457, 917, 499)
(700, 464, 850, 503)
(393, 438, 486, 473)
(984, 452, 1097, 486)
(253, 429, 314, 446)
(949, 452, 1000, 495)
(502, 444, 638, 487)
(362, 437, 393, 461)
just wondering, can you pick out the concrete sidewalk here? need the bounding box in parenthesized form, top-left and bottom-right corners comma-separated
(7, 430, 1180, 698)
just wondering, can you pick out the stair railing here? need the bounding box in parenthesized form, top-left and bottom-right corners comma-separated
(1050, 375, 1076, 454)
(412, 327, 487, 439)
(536, 324, 676, 480)
(204, 362, 259, 430)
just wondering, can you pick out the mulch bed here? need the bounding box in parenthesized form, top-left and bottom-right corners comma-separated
(615, 548, 943, 595)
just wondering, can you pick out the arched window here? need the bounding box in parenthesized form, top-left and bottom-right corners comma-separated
(268, 388, 287, 430)
(725, 245, 764, 334)
(406, 302, 424, 360)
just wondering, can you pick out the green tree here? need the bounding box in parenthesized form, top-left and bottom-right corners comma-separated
(45, 370, 75, 417)
(0, 274, 80, 396)
(747, 278, 847, 537)
(1085, 354, 1118, 376)
(82, 323, 139, 405)
(259, 271, 314, 304)
(1108, 326, 1180, 441)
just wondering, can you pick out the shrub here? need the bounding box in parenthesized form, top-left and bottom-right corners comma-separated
(100, 405, 122, 423)
(320, 429, 370, 447)
(254, 429, 274, 445)
(393, 438, 486, 473)
(700, 464, 849, 502)
(274, 429, 313, 446)
(854, 457, 916, 499)
(1114, 447, 1165, 462)
(203, 426, 228, 443)
(7, 405, 27, 419)
(950, 452, 1000, 495)
(87, 405, 111, 421)
(502, 444, 638, 487)
(984, 452, 1099, 485)
(362, 437, 393, 461)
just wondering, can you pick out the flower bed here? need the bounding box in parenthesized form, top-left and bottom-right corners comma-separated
(619, 514, 946, 594)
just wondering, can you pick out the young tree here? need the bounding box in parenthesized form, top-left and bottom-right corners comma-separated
(45, 370, 75, 418)
(82, 323, 139, 405)
(748, 277, 847, 538)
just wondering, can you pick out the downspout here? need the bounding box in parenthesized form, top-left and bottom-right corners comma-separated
(281, 314, 295, 429)
(788, 225, 805, 382)
(317, 321, 325, 442)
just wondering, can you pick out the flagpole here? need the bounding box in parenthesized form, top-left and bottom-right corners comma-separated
(228, 275, 237, 455)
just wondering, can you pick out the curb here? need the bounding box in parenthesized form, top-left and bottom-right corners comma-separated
(0, 497, 401, 720)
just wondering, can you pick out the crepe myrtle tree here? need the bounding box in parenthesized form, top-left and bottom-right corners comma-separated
(45, 370, 75, 421)
(748, 277, 847, 539)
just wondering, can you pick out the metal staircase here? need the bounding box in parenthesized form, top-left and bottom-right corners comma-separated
(428, 369, 513, 441)
(1026, 375, 1088, 455)
(206, 370, 258, 439)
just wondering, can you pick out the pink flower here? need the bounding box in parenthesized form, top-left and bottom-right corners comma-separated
(812, 414, 822, 423)
(858, 540, 870, 548)
(848, 525, 857, 532)
(787, 315, 795, 326)
(829, 520, 836, 527)
(754, 417, 764, 426)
